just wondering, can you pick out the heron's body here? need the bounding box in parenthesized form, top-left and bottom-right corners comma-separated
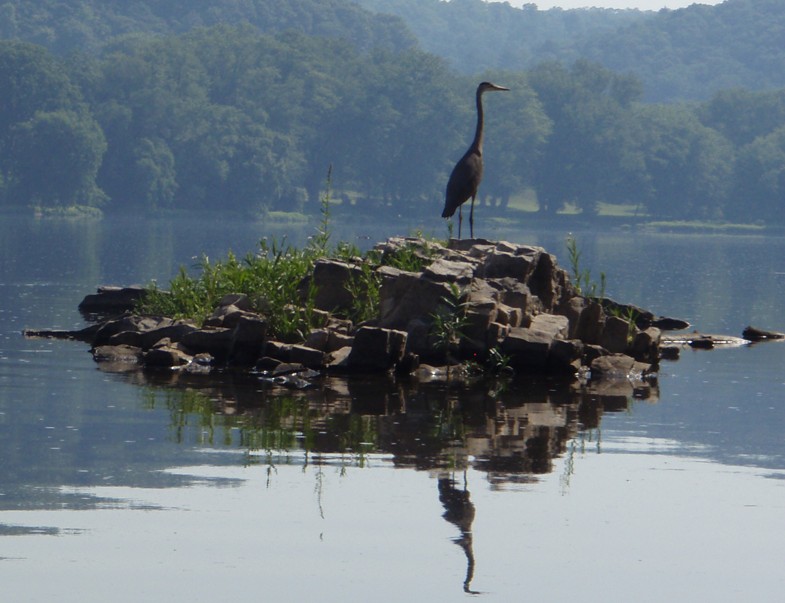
(443, 149, 482, 218)
(442, 82, 509, 238)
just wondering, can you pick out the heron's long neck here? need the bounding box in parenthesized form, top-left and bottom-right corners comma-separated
(470, 90, 485, 154)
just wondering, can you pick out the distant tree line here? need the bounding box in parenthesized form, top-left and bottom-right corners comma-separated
(2, 27, 785, 223)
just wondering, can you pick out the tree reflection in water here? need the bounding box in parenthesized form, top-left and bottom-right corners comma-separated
(131, 367, 657, 591)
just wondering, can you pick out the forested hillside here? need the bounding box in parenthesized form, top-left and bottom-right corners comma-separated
(579, 0, 785, 101)
(7, 0, 785, 103)
(354, 0, 647, 77)
(1, 0, 785, 225)
(0, 0, 416, 55)
(356, 0, 785, 102)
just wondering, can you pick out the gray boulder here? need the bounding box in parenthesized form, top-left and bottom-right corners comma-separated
(600, 316, 632, 354)
(181, 327, 235, 360)
(93, 315, 176, 347)
(264, 341, 292, 363)
(572, 299, 605, 345)
(379, 272, 455, 332)
(311, 259, 362, 312)
(144, 340, 193, 368)
(630, 327, 661, 363)
(347, 326, 408, 371)
(479, 247, 538, 280)
(500, 327, 553, 371)
(128, 322, 199, 350)
(78, 285, 146, 315)
(92, 344, 142, 364)
(423, 258, 474, 284)
(530, 313, 569, 339)
(590, 354, 653, 379)
(304, 328, 330, 351)
(289, 344, 325, 368)
(547, 339, 584, 374)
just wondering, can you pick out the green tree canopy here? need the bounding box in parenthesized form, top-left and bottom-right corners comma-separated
(633, 104, 734, 220)
(527, 60, 644, 214)
(10, 109, 106, 206)
(0, 40, 105, 207)
(732, 127, 785, 223)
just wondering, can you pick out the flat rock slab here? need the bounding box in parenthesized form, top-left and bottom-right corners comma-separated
(591, 353, 652, 378)
(92, 344, 142, 363)
(661, 333, 750, 348)
(78, 285, 146, 314)
(423, 258, 474, 283)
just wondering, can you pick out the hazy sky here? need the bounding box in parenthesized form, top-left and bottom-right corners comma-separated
(498, 0, 724, 10)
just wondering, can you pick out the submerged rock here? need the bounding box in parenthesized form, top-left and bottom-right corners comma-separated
(258, 363, 321, 389)
(742, 325, 785, 341)
(661, 332, 750, 348)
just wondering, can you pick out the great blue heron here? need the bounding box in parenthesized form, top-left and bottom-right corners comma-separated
(442, 81, 509, 239)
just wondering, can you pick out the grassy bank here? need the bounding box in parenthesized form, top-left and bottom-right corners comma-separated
(32, 205, 103, 219)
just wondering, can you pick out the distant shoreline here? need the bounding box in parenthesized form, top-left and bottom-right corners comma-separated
(4, 205, 778, 236)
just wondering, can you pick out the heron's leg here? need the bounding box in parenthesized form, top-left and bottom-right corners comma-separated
(469, 196, 475, 239)
(458, 206, 463, 239)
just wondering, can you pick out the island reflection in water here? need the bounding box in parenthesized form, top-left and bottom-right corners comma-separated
(125, 367, 656, 477)
(113, 365, 657, 594)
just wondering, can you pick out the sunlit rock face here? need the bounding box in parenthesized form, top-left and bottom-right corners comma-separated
(369, 236, 662, 374)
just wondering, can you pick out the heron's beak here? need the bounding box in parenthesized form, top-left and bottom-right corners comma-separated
(492, 84, 510, 92)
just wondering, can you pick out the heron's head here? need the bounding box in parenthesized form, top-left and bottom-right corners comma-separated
(478, 81, 510, 94)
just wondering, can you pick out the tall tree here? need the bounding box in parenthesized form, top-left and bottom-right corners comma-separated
(528, 60, 643, 214)
(633, 104, 734, 220)
(10, 109, 106, 206)
(699, 88, 785, 147)
(0, 41, 105, 207)
(732, 127, 785, 224)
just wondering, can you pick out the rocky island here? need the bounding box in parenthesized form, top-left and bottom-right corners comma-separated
(27, 236, 708, 387)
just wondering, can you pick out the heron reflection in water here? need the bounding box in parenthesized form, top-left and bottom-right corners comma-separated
(438, 472, 479, 594)
(442, 81, 509, 239)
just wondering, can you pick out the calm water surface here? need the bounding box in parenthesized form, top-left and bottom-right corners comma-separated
(1, 214, 784, 602)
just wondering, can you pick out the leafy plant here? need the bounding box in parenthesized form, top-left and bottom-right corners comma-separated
(309, 165, 333, 256)
(334, 240, 363, 263)
(382, 246, 428, 272)
(484, 347, 512, 375)
(608, 304, 640, 344)
(379, 236, 441, 273)
(137, 172, 341, 339)
(565, 235, 606, 299)
(344, 261, 382, 324)
(430, 283, 469, 358)
(137, 238, 321, 341)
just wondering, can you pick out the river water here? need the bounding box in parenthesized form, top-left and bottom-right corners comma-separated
(1, 213, 784, 602)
